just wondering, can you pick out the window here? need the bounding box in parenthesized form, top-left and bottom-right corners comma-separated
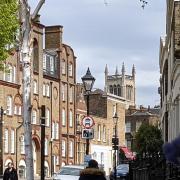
(43, 83, 46, 96)
(62, 108, 66, 126)
(6, 64, 13, 82)
(45, 138, 48, 155)
(117, 85, 121, 96)
(50, 56, 54, 73)
(62, 84, 65, 101)
(46, 84, 50, 97)
(69, 110, 73, 127)
(52, 122, 55, 139)
(14, 105, 17, 115)
(62, 140, 66, 157)
(56, 156, 59, 165)
(69, 141, 73, 158)
(11, 129, 15, 153)
(68, 63, 73, 77)
(7, 96, 13, 115)
(69, 86, 73, 103)
(103, 126, 106, 142)
(136, 121, 142, 132)
(114, 85, 117, 95)
(62, 60, 66, 75)
(43, 54, 46, 71)
(32, 109, 37, 124)
(33, 80, 38, 94)
(46, 108, 50, 126)
(20, 135, 25, 154)
(55, 123, 59, 139)
(126, 86, 132, 100)
(4, 129, 8, 153)
(98, 125, 101, 141)
(125, 122, 131, 133)
(18, 106, 22, 116)
(109, 85, 113, 94)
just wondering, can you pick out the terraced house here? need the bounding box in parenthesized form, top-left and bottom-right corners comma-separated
(0, 20, 76, 178)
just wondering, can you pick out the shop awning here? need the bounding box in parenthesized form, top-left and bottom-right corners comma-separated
(120, 147, 135, 160)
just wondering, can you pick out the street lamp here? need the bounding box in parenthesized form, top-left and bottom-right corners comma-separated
(81, 67, 95, 155)
(112, 112, 119, 180)
(0, 107, 4, 178)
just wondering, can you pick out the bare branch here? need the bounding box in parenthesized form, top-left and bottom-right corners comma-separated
(32, 0, 45, 20)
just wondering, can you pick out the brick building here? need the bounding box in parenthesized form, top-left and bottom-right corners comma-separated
(159, 0, 180, 142)
(76, 86, 126, 175)
(125, 105, 160, 151)
(0, 22, 76, 178)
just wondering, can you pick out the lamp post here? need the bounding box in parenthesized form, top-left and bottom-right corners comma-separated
(112, 112, 119, 180)
(0, 107, 4, 178)
(81, 67, 95, 155)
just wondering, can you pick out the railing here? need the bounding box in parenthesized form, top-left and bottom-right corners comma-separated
(129, 154, 180, 180)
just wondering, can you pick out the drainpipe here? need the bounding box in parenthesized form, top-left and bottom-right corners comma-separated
(50, 81, 53, 176)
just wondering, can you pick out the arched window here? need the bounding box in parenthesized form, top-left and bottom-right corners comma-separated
(33, 39, 39, 72)
(114, 85, 117, 95)
(62, 60, 66, 75)
(68, 63, 73, 77)
(6, 64, 13, 82)
(109, 85, 113, 94)
(117, 85, 121, 96)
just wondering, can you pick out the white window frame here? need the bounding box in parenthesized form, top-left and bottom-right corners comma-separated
(125, 122, 131, 133)
(11, 129, 15, 153)
(62, 60, 66, 75)
(69, 86, 73, 103)
(69, 141, 73, 158)
(68, 63, 73, 77)
(103, 126, 106, 142)
(46, 108, 50, 126)
(46, 84, 50, 97)
(7, 96, 13, 115)
(20, 135, 25, 154)
(52, 122, 55, 139)
(32, 109, 37, 124)
(6, 64, 13, 82)
(43, 54, 46, 71)
(4, 129, 9, 153)
(45, 138, 48, 155)
(62, 84, 65, 101)
(43, 83, 46, 96)
(62, 140, 66, 157)
(50, 56, 54, 73)
(69, 110, 73, 128)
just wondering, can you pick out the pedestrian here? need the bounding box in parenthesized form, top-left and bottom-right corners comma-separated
(3, 162, 18, 180)
(79, 159, 106, 180)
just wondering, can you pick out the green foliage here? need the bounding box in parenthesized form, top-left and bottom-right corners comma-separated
(0, 0, 18, 68)
(134, 123, 163, 155)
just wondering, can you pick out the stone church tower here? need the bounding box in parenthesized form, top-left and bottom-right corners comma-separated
(104, 63, 136, 108)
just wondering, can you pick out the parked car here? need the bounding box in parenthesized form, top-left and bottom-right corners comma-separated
(110, 164, 129, 180)
(53, 165, 85, 180)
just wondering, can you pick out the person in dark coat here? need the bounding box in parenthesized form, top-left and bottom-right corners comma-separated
(3, 162, 18, 180)
(79, 159, 106, 180)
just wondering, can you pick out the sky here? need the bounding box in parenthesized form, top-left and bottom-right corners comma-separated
(30, 0, 166, 107)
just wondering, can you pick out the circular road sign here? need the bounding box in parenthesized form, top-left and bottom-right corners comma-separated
(81, 116, 95, 129)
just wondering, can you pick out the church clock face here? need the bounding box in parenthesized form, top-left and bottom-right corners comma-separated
(53, 87, 58, 100)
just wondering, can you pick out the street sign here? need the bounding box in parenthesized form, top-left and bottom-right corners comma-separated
(81, 116, 95, 129)
(82, 129, 94, 139)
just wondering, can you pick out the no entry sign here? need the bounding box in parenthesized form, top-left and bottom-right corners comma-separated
(81, 116, 95, 129)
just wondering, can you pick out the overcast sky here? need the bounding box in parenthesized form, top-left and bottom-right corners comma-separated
(30, 0, 166, 107)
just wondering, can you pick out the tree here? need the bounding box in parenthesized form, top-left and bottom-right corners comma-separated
(0, 0, 18, 68)
(134, 123, 163, 155)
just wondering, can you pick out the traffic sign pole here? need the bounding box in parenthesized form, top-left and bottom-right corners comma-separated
(86, 94, 90, 155)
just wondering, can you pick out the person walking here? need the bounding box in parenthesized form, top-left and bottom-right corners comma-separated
(3, 162, 18, 180)
(79, 159, 106, 180)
